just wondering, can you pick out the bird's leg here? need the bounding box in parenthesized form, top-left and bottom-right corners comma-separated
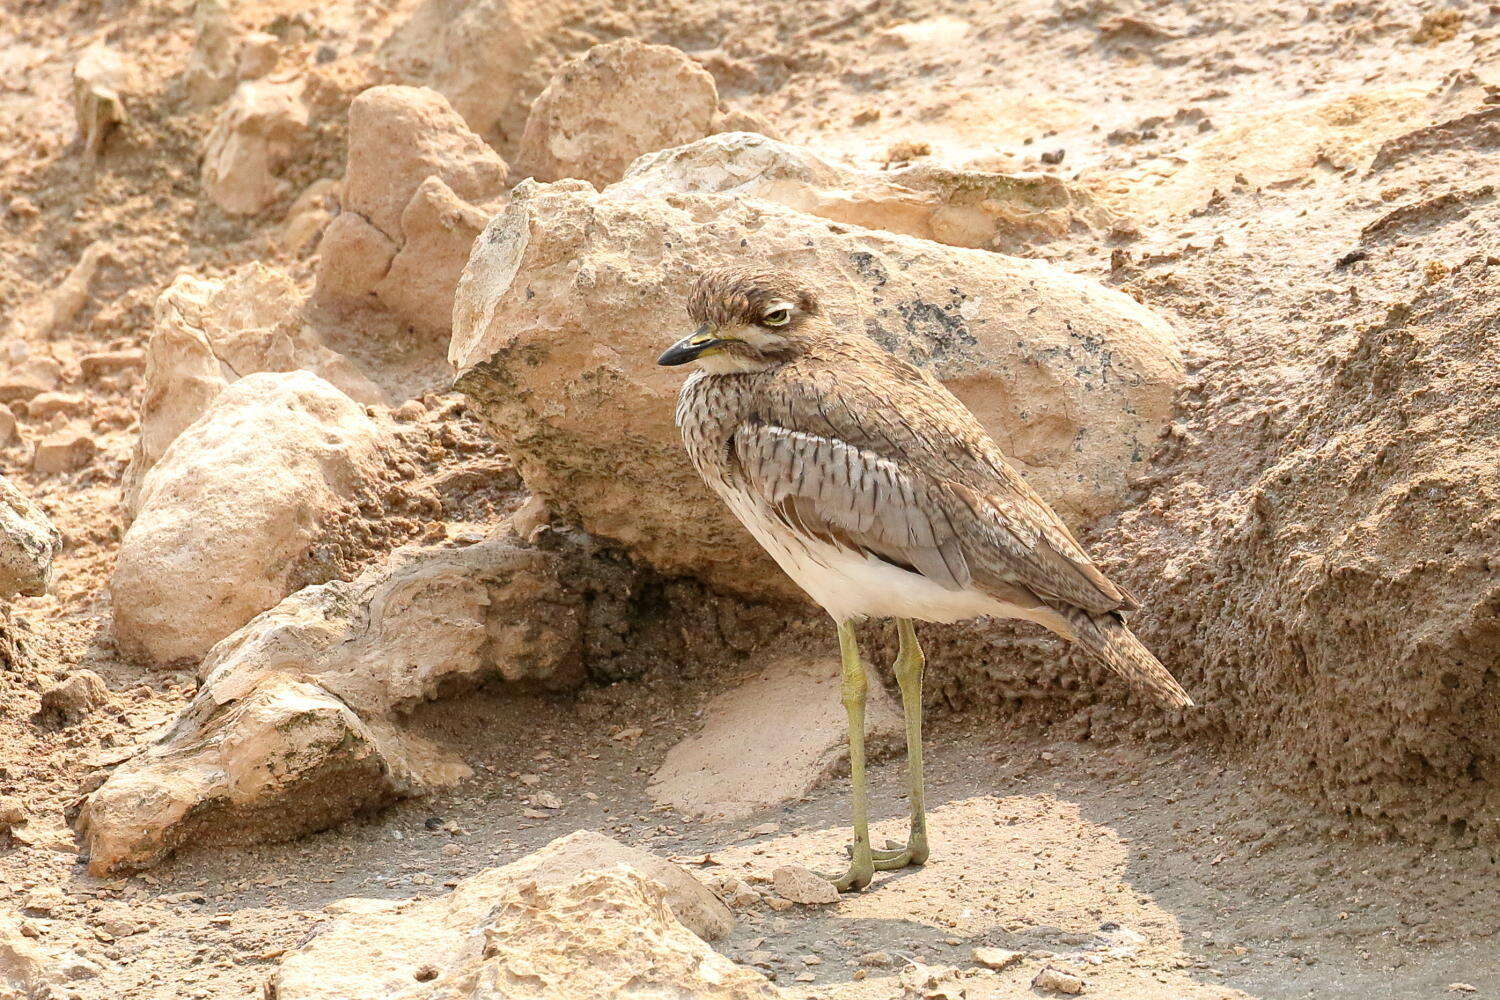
(826, 619, 875, 892)
(883, 618, 931, 866)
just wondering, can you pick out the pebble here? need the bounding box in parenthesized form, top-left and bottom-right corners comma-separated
(771, 865, 839, 906)
(31, 427, 97, 475)
(858, 950, 894, 967)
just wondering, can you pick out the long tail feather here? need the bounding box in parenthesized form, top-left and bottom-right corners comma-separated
(1066, 611, 1194, 709)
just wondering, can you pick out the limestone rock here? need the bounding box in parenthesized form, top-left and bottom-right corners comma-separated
(621, 132, 1117, 251)
(0, 475, 60, 600)
(37, 670, 110, 726)
(375, 176, 491, 336)
(340, 85, 506, 242)
(270, 834, 745, 1000)
(201, 80, 310, 216)
(111, 371, 387, 664)
(517, 39, 720, 189)
(378, 0, 569, 149)
(31, 425, 96, 475)
(72, 43, 133, 159)
(650, 651, 901, 821)
(183, 0, 241, 107)
(1, 906, 54, 999)
(123, 266, 384, 517)
(771, 864, 839, 906)
(0, 357, 61, 405)
(313, 212, 395, 301)
(80, 535, 582, 874)
(452, 181, 1183, 602)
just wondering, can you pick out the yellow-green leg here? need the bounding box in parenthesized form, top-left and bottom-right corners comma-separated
(884, 618, 930, 865)
(828, 619, 875, 891)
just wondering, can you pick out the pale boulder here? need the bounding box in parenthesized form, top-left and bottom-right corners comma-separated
(79, 536, 583, 874)
(313, 212, 395, 301)
(111, 371, 386, 664)
(378, 0, 568, 148)
(270, 833, 742, 1000)
(452, 181, 1184, 601)
(201, 80, 310, 216)
(123, 266, 385, 517)
(517, 39, 720, 189)
(375, 176, 491, 335)
(340, 85, 507, 241)
(0, 474, 61, 601)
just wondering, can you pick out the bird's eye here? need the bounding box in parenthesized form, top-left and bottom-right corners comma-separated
(762, 307, 791, 327)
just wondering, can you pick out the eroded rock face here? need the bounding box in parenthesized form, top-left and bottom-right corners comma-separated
(112, 371, 388, 665)
(0, 475, 60, 601)
(200, 80, 310, 216)
(620, 132, 1118, 252)
(270, 832, 744, 1000)
(315, 86, 506, 335)
(517, 39, 720, 189)
(80, 536, 584, 875)
(452, 180, 1183, 602)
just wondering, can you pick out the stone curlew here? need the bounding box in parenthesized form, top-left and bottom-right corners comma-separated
(658, 265, 1193, 891)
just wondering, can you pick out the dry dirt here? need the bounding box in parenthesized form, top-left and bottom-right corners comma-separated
(1, 0, 1498, 998)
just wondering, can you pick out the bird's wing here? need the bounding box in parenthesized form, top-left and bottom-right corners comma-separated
(737, 354, 1133, 615)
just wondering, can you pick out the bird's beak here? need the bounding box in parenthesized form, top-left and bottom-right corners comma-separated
(657, 324, 720, 366)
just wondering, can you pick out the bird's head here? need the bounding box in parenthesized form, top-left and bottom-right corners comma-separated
(658, 266, 821, 374)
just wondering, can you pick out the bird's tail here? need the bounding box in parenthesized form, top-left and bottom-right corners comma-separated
(1065, 610, 1194, 709)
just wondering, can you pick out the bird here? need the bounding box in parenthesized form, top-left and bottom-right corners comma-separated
(657, 264, 1194, 892)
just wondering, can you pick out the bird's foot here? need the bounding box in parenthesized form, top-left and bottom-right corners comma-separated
(822, 856, 875, 892)
(845, 838, 928, 869)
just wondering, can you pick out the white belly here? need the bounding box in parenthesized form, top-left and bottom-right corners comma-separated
(721, 489, 1046, 626)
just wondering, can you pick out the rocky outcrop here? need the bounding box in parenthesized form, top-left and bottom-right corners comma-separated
(269, 832, 745, 999)
(111, 371, 388, 664)
(620, 132, 1118, 252)
(452, 179, 1183, 602)
(80, 535, 584, 875)
(517, 39, 721, 189)
(315, 85, 506, 336)
(200, 80, 310, 216)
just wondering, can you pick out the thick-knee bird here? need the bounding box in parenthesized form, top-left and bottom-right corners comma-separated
(659, 265, 1193, 891)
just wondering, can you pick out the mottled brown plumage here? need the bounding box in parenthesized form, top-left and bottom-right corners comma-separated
(664, 264, 1192, 710)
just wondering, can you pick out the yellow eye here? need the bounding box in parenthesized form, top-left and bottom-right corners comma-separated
(762, 307, 791, 327)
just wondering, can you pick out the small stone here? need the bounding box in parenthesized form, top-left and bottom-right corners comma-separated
(971, 946, 1023, 970)
(771, 864, 839, 906)
(747, 822, 780, 836)
(746, 950, 775, 968)
(533, 792, 562, 810)
(764, 894, 793, 911)
(0, 796, 27, 830)
(518, 774, 542, 786)
(79, 349, 145, 380)
(1032, 965, 1086, 994)
(1448, 987, 1478, 995)
(521, 809, 551, 819)
(611, 726, 644, 742)
(0, 404, 15, 444)
(858, 951, 893, 967)
(32, 427, 97, 474)
(25, 391, 87, 419)
(22, 887, 67, 916)
(794, 972, 816, 982)
(37, 670, 111, 725)
(58, 953, 103, 981)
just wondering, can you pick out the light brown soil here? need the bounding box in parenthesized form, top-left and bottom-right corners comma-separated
(2, 0, 1497, 998)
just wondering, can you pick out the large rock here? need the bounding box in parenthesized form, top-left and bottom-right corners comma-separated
(378, 0, 570, 150)
(270, 833, 744, 1000)
(1, 475, 60, 601)
(650, 651, 901, 821)
(111, 371, 387, 664)
(79, 535, 584, 875)
(620, 132, 1118, 252)
(516, 39, 720, 189)
(452, 180, 1184, 602)
(340, 85, 506, 241)
(315, 86, 506, 335)
(124, 266, 385, 518)
(200, 80, 310, 216)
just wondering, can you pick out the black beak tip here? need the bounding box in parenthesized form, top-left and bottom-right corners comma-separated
(657, 343, 698, 367)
